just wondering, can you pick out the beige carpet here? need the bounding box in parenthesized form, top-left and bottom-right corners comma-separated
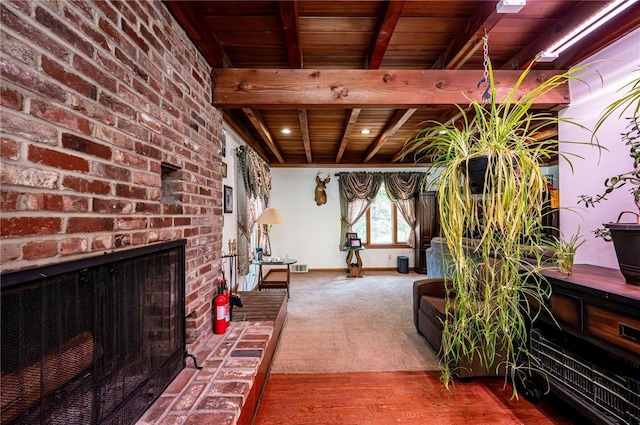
(270, 270, 440, 374)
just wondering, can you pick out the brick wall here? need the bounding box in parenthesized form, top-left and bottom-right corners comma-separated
(0, 0, 223, 351)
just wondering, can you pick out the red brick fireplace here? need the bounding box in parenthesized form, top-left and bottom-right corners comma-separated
(1, 0, 224, 354)
(1, 241, 187, 424)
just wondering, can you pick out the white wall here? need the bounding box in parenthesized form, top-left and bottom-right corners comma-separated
(269, 167, 429, 270)
(559, 28, 639, 269)
(221, 125, 260, 290)
(221, 125, 239, 256)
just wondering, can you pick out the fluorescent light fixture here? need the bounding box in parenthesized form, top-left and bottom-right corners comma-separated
(535, 51, 559, 63)
(360, 129, 371, 135)
(496, 0, 526, 14)
(281, 128, 291, 134)
(537, 0, 635, 61)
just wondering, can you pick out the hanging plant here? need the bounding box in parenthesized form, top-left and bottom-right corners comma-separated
(406, 60, 592, 397)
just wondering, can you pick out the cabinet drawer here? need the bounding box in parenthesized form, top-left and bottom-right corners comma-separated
(584, 304, 640, 355)
(550, 293, 583, 331)
(528, 292, 583, 330)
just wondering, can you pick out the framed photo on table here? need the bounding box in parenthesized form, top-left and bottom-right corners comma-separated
(349, 238, 362, 248)
(224, 185, 233, 214)
(346, 232, 357, 242)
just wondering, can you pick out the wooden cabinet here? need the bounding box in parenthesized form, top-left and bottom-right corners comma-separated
(532, 265, 640, 425)
(414, 191, 438, 274)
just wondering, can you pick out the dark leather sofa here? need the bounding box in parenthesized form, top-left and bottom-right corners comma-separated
(413, 277, 506, 379)
(414, 237, 552, 379)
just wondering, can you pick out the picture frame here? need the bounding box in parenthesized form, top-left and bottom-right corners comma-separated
(346, 232, 357, 241)
(349, 238, 362, 248)
(221, 162, 227, 178)
(223, 185, 233, 214)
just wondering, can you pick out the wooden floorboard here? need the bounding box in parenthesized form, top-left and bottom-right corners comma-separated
(254, 371, 584, 425)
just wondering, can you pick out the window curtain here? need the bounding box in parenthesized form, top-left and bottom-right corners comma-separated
(337, 172, 384, 248)
(236, 146, 271, 274)
(337, 171, 425, 249)
(383, 172, 424, 248)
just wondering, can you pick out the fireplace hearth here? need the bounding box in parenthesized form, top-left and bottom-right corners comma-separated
(1, 240, 186, 425)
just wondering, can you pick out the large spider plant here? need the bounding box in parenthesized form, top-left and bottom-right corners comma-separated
(406, 62, 591, 397)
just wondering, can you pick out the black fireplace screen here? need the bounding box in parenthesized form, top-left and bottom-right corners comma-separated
(1, 240, 186, 425)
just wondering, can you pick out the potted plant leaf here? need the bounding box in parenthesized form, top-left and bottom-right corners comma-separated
(578, 70, 640, 285)
(545, 230, 586, 277)
(406, 61, 590, 397)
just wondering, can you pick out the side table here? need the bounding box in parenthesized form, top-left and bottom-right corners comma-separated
(253, 258, 297, 298)
(344, 247, 364, 278)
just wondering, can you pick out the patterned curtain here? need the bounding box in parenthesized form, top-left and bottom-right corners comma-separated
(236, 146, 271, 274)
(235, 170, 250, 276)
(237, 145, 271, 205)
(383, 172, 425, 248)
(337, 172, 384, 248)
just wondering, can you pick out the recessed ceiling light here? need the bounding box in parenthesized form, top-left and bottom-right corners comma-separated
(361, 129, 371, 135)
(281, 128, 291, 134)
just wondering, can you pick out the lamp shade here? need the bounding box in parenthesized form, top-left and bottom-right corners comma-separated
(256, 208, 284, 225)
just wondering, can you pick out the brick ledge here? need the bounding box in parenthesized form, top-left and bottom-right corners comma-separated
(138, 321, 276, 425)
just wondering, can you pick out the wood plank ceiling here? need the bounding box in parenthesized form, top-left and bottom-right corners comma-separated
(165, 0, 640, 167)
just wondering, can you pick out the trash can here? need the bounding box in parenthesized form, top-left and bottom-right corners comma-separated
(397, 256, 409, 274)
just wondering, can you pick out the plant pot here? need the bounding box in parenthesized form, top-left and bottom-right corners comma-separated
(605, 223, 640, 285)
(557, 252, 575, 276)
(462, 156, 489, 194)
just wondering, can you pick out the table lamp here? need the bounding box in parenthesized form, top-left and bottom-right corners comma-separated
(256, 208, 284, 256)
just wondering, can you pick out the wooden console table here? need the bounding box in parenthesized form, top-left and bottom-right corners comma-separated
(344, 246, 364, 278)
(532, 264, 640, 425)
(253, 258, 296, 298)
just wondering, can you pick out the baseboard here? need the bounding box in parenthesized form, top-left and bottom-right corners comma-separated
(301, 267, 421, 273)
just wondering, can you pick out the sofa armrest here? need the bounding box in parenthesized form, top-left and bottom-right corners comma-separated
(413, 278, 447, 329)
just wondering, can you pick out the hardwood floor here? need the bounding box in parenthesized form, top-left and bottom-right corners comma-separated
(254, 371, 585, 425)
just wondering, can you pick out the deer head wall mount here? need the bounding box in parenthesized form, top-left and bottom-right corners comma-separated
(314, 172, 330, 206)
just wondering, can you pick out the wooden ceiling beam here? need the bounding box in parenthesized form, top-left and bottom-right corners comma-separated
(222, 110, 269, 160)
(335, 108, 361, 164)
(241, 108, 285, 164)
(532, 128, 558, 142)
(390, 107, 466, 163)
(279, 0, 303, 69)
(432, 1, 502, 70)
(212, 69, 571, 108)
(298, 109, 312, 163)
(165, 1, 232, 69)
(390, 113, 560, 164)
(367, 0, 406, 69)
(363, 108, 417, 163)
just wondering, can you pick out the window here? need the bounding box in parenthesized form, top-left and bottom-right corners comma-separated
(352, 183, 411, 247)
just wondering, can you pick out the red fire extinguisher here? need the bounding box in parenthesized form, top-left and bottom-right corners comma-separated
(214, 291, 227, 334)
(220, 278, 230, 328)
